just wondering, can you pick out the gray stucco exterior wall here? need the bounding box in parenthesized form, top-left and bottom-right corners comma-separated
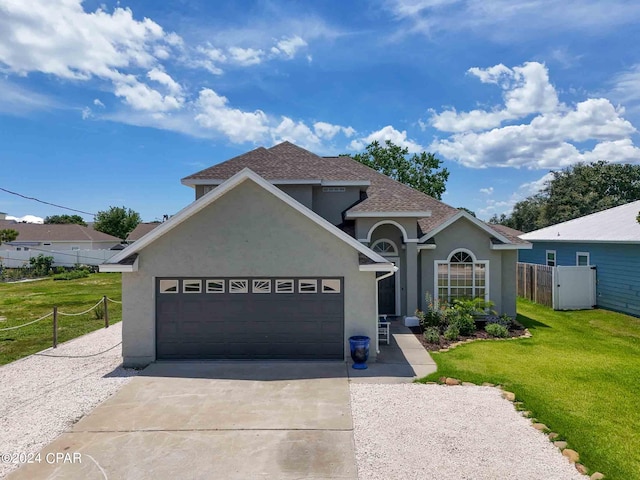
(121, 180, 377, 367)
(312, 186, 362, 226)
(419, 218, 517, 316)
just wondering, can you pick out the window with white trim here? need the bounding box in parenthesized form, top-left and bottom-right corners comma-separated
(206, 280, 225, 293)
(298, 279, 317, 293)
(183, 279, 202, 293)
(371, 239, 398, 256)
(576, 252, 590, 266)
(159, 279, 179, 293)
(546, 250, 556, 267)
(229, 280, 248, 293)
(252, 279, 271, 293)
(275, 279, 294, 293)
(322, 279, 341, 293)
(436, 250, 488, 302)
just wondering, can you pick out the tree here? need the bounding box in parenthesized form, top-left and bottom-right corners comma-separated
(44, 214, 87, 226)
(457, 207, 476, 217)
(0, 229, 18, 243)
(94, 206, 141, 240)
(493, 161, 640, 232)
(346, 140, 450, 199)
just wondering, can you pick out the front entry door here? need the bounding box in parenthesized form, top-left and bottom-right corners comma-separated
(378, 273, 396, 315)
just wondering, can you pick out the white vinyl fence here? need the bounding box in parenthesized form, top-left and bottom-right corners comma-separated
(0, 249, 118, 268)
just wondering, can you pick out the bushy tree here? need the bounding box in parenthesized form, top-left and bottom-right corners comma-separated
(0, 229, 18, 243)
(491, 161, 640, 232)
(94, 206, 141, 240)
(346, 140, 449, 199)
(44, 214, 87, 226)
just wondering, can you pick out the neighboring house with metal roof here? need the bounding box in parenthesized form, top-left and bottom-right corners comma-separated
(519, 201, 640, 317)
(101, 142, 530, 367)
(0, 216, 120, 252)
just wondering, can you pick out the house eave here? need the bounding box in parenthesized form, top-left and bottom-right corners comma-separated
(182, 178, 371, 187)
(359, 263, 398, 272)
(419, 211, 512, 244)
(345, 211, 432, 219)
(99, 256, 139, 272)
(518, 238, 640, 244)
(490, 243, 532, 250)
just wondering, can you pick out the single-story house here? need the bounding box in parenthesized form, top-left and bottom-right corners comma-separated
(518, 200, 640, 317)
(101, 142, 530, 367)
(126, 222, 162, 243)
(0, 215, 121, 251)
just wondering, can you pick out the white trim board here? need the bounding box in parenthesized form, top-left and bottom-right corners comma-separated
(107, 168, 393, 269)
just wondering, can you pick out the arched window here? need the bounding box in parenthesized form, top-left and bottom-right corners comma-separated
(371, 239, 399, 256)
(435, 249, 488, 302)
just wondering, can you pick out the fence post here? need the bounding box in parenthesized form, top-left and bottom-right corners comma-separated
(103, 295, 109, 329)
(53, 306, 58, 349)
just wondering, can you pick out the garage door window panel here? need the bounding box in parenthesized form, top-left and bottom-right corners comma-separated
(206, 280, 225, 293)
(230, 280, 248, 293)
(183, 280, 202, 293)
(159, 279, 179, 293)
(322, 279, 341, 293)
(276, 279, 294, 293)
(252, 279, 271, 293)
(299, 279, 317, 293)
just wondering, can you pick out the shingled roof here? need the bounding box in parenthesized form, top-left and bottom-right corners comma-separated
(0, 221, 121, 243)
(182, 141, 521, 244)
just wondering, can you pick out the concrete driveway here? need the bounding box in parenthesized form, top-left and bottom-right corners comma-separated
(8, 362, 357, 480)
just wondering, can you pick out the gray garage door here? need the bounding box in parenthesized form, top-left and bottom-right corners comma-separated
(156, 277, 344, 360)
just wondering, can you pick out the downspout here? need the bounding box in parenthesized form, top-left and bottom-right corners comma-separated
(374, 267, 398, 354)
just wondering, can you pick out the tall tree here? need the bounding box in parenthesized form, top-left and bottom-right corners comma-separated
(346, 140, 449, 199)
(94, 206, 141, 240)
(0, 229, 18, 243)
(44, 214, 87, 226)
(492, 161, 640, 232)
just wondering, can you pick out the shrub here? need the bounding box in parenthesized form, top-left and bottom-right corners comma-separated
(451, 297, 495, 317)
(423, 327, 440, 343)
(448, 310, 476, 336)
(486, 314, 513, 330)
(93, 304, 104, 319)
(444, 324, 460, 341)
(485, 323, 509, 338)
(53, 269, 90, 281)
(29, 254, 54, 277)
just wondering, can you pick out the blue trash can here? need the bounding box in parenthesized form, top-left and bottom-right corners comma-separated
(349, 335, 370, 369)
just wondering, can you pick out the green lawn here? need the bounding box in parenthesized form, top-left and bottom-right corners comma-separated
(421, 298, 640, 480)
(0, 273, 122, 365)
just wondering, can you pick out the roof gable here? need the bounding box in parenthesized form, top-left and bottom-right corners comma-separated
(520, 200, 640, 243)
(108, 168, 393, 267)
(419, 210, 512, 244)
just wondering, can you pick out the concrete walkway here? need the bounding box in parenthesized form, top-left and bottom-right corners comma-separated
(8, 322, 436, 479)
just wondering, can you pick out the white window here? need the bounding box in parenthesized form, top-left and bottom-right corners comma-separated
(546, 250, 556, 267)
(299, 279, 317, 293)
(252, 279, 271, 293)
(276, 279, 294, 293)
(322, 279, 341, 294)
(206, 280, 225, 293)
(371, 239, 398, 256)
(576, 252, 590, 266)
(183, 279, 202, 293)
(159, 279, 179, 293)
(229, 280, 248, 293)
(435, 249, 488, 303)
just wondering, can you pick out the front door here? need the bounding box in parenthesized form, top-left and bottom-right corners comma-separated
(378, 273, 396, 315)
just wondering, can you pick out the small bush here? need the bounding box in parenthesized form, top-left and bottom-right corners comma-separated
(485, 323, 509, 338)
(486, 314, 513, 330)
(93, 304, 104, 319)
(423, 327, 440, 343)
(444, 324, 460, 341)
(449, 310, 476, 336)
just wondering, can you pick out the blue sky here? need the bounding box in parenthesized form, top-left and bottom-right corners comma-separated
(1, 0, 640, 223)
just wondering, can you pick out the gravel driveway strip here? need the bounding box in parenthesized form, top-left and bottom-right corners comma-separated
(350, 383, 585, 480)
(0, 323, 136, 479)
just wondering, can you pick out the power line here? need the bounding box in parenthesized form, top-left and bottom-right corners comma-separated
(0, 187, 96, 216)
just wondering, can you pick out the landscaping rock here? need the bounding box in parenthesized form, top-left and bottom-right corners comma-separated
(481, 382, 495, 387)
(532, 423, 548, 431)
(554, 441, 568, 450)
(575, 463, 588, 475)
(445, 377, 461, 386)
(562, 449, 580, 463)
(521, 411, 532, 418)
(462, 382, 475, 387)
(439, 348, 450, 353)
(502, 391, 516, 401)
(590, 473, 605, 480)
(548, 432, 559, 440)
(438, 377, 447, 383)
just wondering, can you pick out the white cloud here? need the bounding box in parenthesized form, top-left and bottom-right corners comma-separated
(194, 88, 269, 143)
(479, 187, 493, 195)
(113, 74, 183, 111)
(6, 215, 44, 224)
(228, 47, 264, 66)
(93, 99, 105, 108)
(477, 172, 553, 219)
(349, 125, 424, 153)
(313, 121, 356, 140)
(81, 106, 92, 119)
(147, 68, 182, 96)
(610, 64, 640, 105)
(429, 62, 640, 169)
(271, 36, 307, 59)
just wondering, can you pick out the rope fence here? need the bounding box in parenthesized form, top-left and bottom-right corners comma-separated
(0, 296, 120, 349)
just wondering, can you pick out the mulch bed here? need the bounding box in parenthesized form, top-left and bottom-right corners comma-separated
(409, 321, 527, 351)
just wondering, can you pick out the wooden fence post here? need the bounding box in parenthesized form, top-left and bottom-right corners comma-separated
(103, 296, 109, 329)
(53, 306, 58, 349)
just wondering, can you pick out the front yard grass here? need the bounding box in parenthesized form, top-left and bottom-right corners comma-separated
(0, 273, 121, 365)
(421, 298, 640, 480)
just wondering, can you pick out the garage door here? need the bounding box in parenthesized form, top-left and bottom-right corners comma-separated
(156, 277, 344, 359)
